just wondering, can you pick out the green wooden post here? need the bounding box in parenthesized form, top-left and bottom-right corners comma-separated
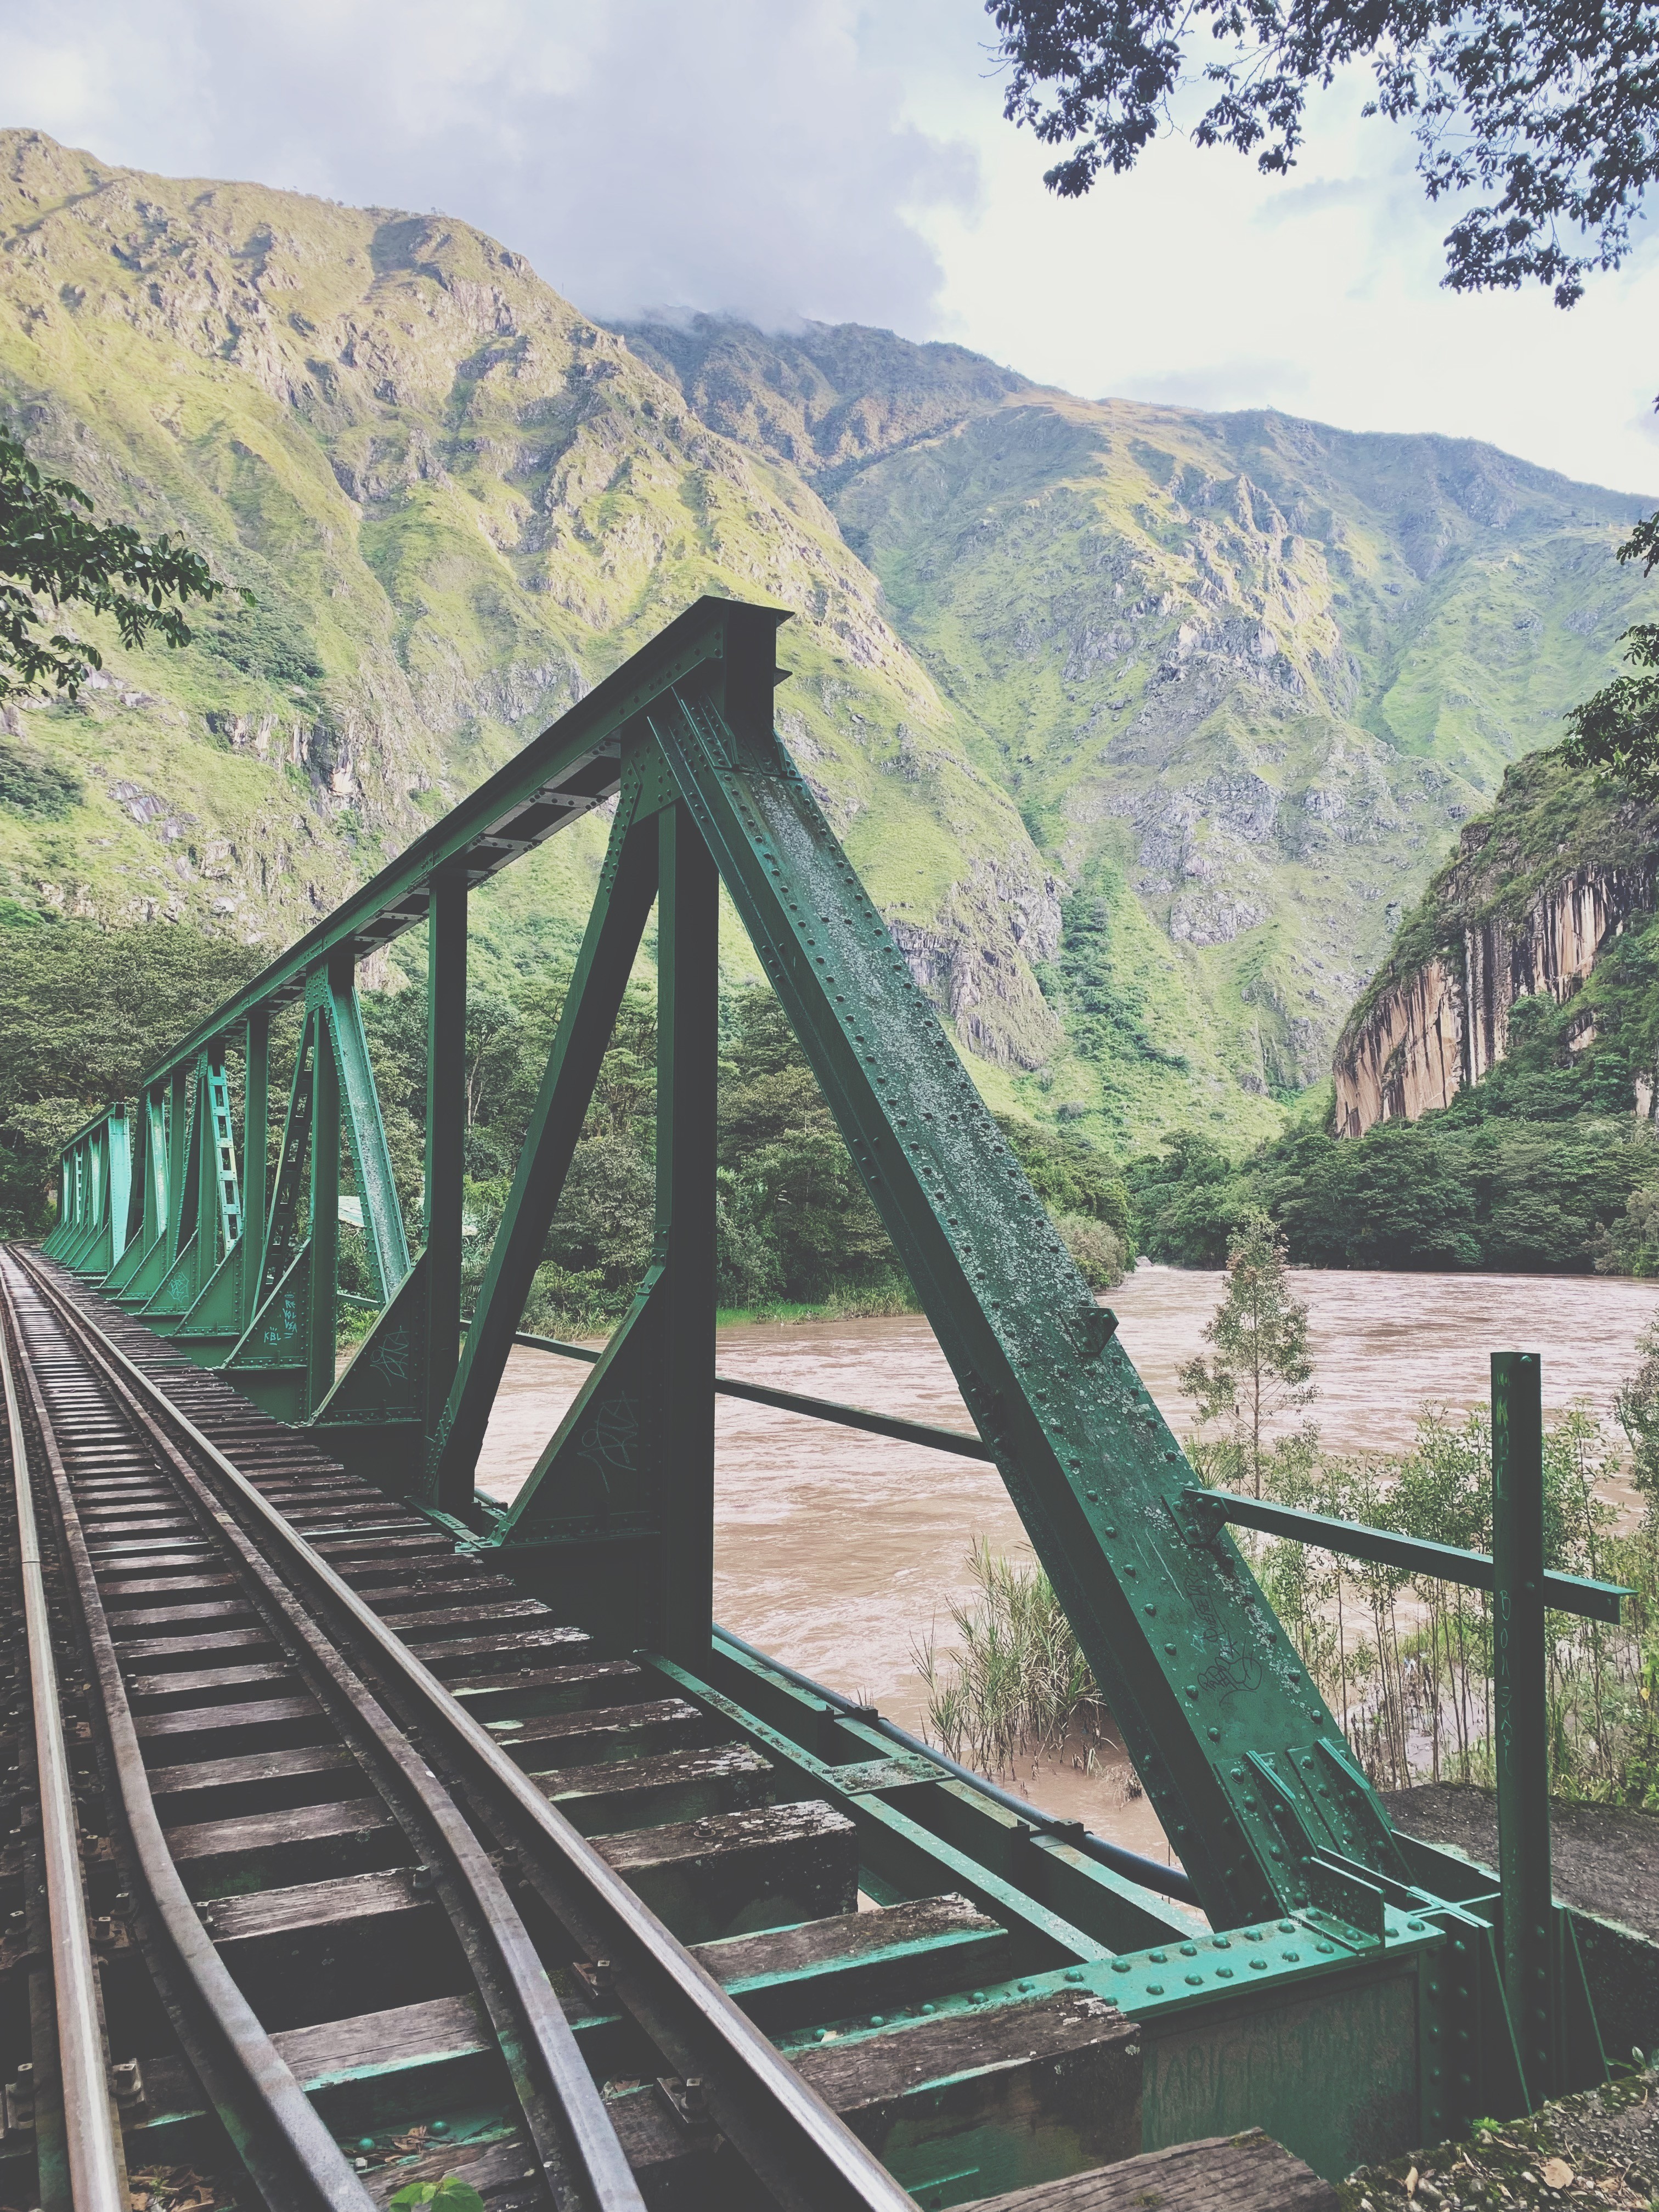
(307, 977, 342, 1415)
(1492, 1350, 1553, 2102)
(656, 801, 720, 1664)
(242, 1012, 269, 1328)
(424, 868, 468, 1437)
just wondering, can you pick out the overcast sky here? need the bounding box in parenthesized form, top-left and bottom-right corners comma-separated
(6, 0, 1657, 494)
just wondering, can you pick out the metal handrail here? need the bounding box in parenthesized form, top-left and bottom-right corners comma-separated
(507, 1327, 993, 1459)
(0, 1275, 127, 2212)
(21, 1253, 912, 2211)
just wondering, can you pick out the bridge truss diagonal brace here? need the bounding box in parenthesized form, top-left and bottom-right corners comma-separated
(430, 784, 662, 1511)
(309, 958, 410, 1306)
(634, 619, 1407, 1933)
(482, 780, 720, 1661)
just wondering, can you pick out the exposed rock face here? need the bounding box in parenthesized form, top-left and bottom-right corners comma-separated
(1333, 753, 1659, 1136)
(1333, 957, 1465, 1134)
(888, 857, 1064, 1069)
(1463, 867, 1655, 1081)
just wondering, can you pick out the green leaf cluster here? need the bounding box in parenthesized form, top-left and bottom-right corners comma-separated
(0, 426, 244, 702)
(1562, 508, 1659, 796)
(0, 917, 264, 1234)
(353, 967, 1128, 1333)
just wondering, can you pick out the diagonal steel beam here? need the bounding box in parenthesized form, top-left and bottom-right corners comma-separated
(430, 786, 660, 1511)
(640, 628, 1404, 1931)
(317, 959, 410, 1304)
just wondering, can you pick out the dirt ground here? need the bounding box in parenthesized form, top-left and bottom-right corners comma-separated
(1382, 1785, 1659, 1944)
(1340, 2066, 1659, 2210)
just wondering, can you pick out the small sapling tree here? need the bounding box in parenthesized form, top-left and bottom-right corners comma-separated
(1179, 1211, 1316, 1498)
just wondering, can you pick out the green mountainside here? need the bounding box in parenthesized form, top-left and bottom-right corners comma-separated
(622, 316, 1653, 1144)
(2, 131, 1652, 1160)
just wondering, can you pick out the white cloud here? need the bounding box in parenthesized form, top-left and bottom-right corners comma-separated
(904, 31, 1659, 494)
(2, 0, 1655, 493)
(0, 0, 979, 330)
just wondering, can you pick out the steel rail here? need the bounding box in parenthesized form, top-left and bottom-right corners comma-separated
(0, 1253, 376, 2212)
(7, 1253, 642, 2212)
(0, 1268, 127, 2212)
(17, 1252, 913, 2212)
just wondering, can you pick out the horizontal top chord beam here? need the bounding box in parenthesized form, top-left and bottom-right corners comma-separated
(68, 596, 774, 1135)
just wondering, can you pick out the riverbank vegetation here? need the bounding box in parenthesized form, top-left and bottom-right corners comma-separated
(916, 1218, 1659, 1810)
(354, 970, 1131, 1336)
(1127, 906, 1659, 1274)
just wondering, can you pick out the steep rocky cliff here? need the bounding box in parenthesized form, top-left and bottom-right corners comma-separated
(1333, 752, 1659, 1133)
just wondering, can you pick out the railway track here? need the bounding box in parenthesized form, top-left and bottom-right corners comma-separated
(0, 1247, 935, 2211)
(0, 1249, 1157, 2212)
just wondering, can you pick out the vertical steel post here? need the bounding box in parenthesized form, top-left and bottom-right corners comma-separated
(198, 1048, 222, 1283)
(432, 816, 659, 1506)
(1493, 1349, 1553, 2102)
(166, 1066, 189, 1262)
(308, 978, 343, 1415)
(425, 870, 468, 1438)
(243, 1012, 269, 1327)
(655, 802, 720, 1664)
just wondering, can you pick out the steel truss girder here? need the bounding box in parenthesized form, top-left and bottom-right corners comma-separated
(37, 600, 1593, 1994)
(646, 641, 1405, 1934)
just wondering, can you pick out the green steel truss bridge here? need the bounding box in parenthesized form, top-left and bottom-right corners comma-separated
(25, 599, 1644, 2206)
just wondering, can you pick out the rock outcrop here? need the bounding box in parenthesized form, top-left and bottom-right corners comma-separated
(1333, 754, 1659, 1135)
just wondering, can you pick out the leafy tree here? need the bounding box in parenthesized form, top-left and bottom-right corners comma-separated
(1562, 504, 1659, 795)
(1, 426, 245, 701)
(1276, 1119, 1482, 1268)
(0, 919, 263, 1233)
(1179, 1211, 1316, 1496)
(988, 0, 1659, 304)
(1616, 1313, 1659, 1508)
(995, 1111, 1132, 1244)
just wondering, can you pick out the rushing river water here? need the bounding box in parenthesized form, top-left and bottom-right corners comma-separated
(477, 1266, 1659, 1867)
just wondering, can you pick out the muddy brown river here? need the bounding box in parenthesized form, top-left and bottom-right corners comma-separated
(477, 1266, 1659, 1869)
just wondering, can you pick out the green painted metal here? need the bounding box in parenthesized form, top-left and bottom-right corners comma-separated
(1193, 1355, 1609, 2115)
(509, 1329, 994, 1459)
(41, 596, 1621, 2156)
(1181, 1488, 1630, 1624)
(242, 1013, 269, 1333)
(308, 974, 342, 1414)
(105, 1091, 167, 1299)
(52, 1111, 128, 1276)
(317, 956, 409, 1302)
(431, 787, 659, 1514)
(257, 1010, 317, 1308)
(424, 870, 467, 1434)
(1492, 1352, 1555, 2102)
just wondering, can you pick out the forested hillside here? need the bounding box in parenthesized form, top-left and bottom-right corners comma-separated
(1, 129, 1652, 1228)
(624, 315, 1653, 1143)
